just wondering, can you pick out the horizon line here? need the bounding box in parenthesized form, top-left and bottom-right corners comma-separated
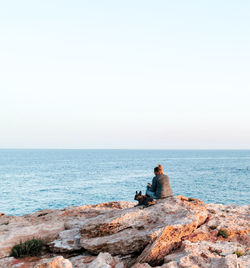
(0, 148, 250, 150)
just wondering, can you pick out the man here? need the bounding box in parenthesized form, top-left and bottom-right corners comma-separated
(146, 164, 173, 199)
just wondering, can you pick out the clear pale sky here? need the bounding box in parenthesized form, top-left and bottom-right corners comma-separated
(0, 1, 249, 149)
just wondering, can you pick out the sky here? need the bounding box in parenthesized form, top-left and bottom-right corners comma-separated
(0, 1, 250, 149)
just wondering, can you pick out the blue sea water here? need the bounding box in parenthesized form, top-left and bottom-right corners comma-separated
(0, 149, 249, 216)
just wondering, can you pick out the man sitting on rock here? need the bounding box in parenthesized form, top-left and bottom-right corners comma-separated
(146, 164, 173, 199)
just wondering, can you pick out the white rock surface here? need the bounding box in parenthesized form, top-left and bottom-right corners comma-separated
(80, 196, 208, 264)
(35, 256, 72, 268)
(164, 240, 250, 268)
(50, 228, 81, 253)
(87, 252, 124, 268)
(0, 197, 249, 268)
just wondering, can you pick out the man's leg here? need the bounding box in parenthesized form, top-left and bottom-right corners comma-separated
(146, 188, 157, 199)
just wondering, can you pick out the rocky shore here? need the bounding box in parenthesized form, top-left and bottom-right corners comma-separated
(0, 196, 249, 268)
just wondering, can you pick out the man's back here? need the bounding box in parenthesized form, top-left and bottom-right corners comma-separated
(155, 174, 173, 199)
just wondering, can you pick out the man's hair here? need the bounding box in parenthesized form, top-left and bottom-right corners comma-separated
(154, 164, 164, 174)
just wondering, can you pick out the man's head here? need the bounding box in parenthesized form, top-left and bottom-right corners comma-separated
(154, 164, 164, 175)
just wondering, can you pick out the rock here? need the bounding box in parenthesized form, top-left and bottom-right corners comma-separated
(35, 256, 72, 268)
(0, 210, 65, 258)
(131, 263, 152, 268)
(136, 197, 209, 265)
(49, 228, 81, 253)
(179, 203, 250, 251)
(136, 222, 200, 265)
(0, 197, 249, 268)
(0, 201, 133, 258)
(205, 203, 250, 243)
(161, 261, 179, 268)
(0, 256, 48, 268)
(131, 261, 179, 268)
(69, 254, 96, 268)
(63, 201, 136, 230)
(164, 240, 250, 268)
(0, 220, 65, 258)
(80, 196, 208, 265)
(87, 252, 124, 268)
(0, 257, 15, 268)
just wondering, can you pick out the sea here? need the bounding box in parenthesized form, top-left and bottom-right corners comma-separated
(0, 149, 249, 216)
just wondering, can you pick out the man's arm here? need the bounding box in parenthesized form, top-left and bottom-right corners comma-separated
(149, 177, 157, 192)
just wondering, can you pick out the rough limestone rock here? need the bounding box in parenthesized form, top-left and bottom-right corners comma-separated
(0, 209, 65, 258)
(131, 262, 178, 268)
(0, 257, 15, 268)
(35, 256, 72, 268)
(164, 240, 250, 268)
(0, 256, 73, 268)
(68, 252, 124, 268)
(49, 228, 81, 253)
(0, 197, 249, 268)
(80, 196, 208, 265)
(0, 201, 133, 258)
(68, 254, 96, 268)
(131, 263, 152, 268)
(87, 252, 124, 268)
(182, 202, 250, 246)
